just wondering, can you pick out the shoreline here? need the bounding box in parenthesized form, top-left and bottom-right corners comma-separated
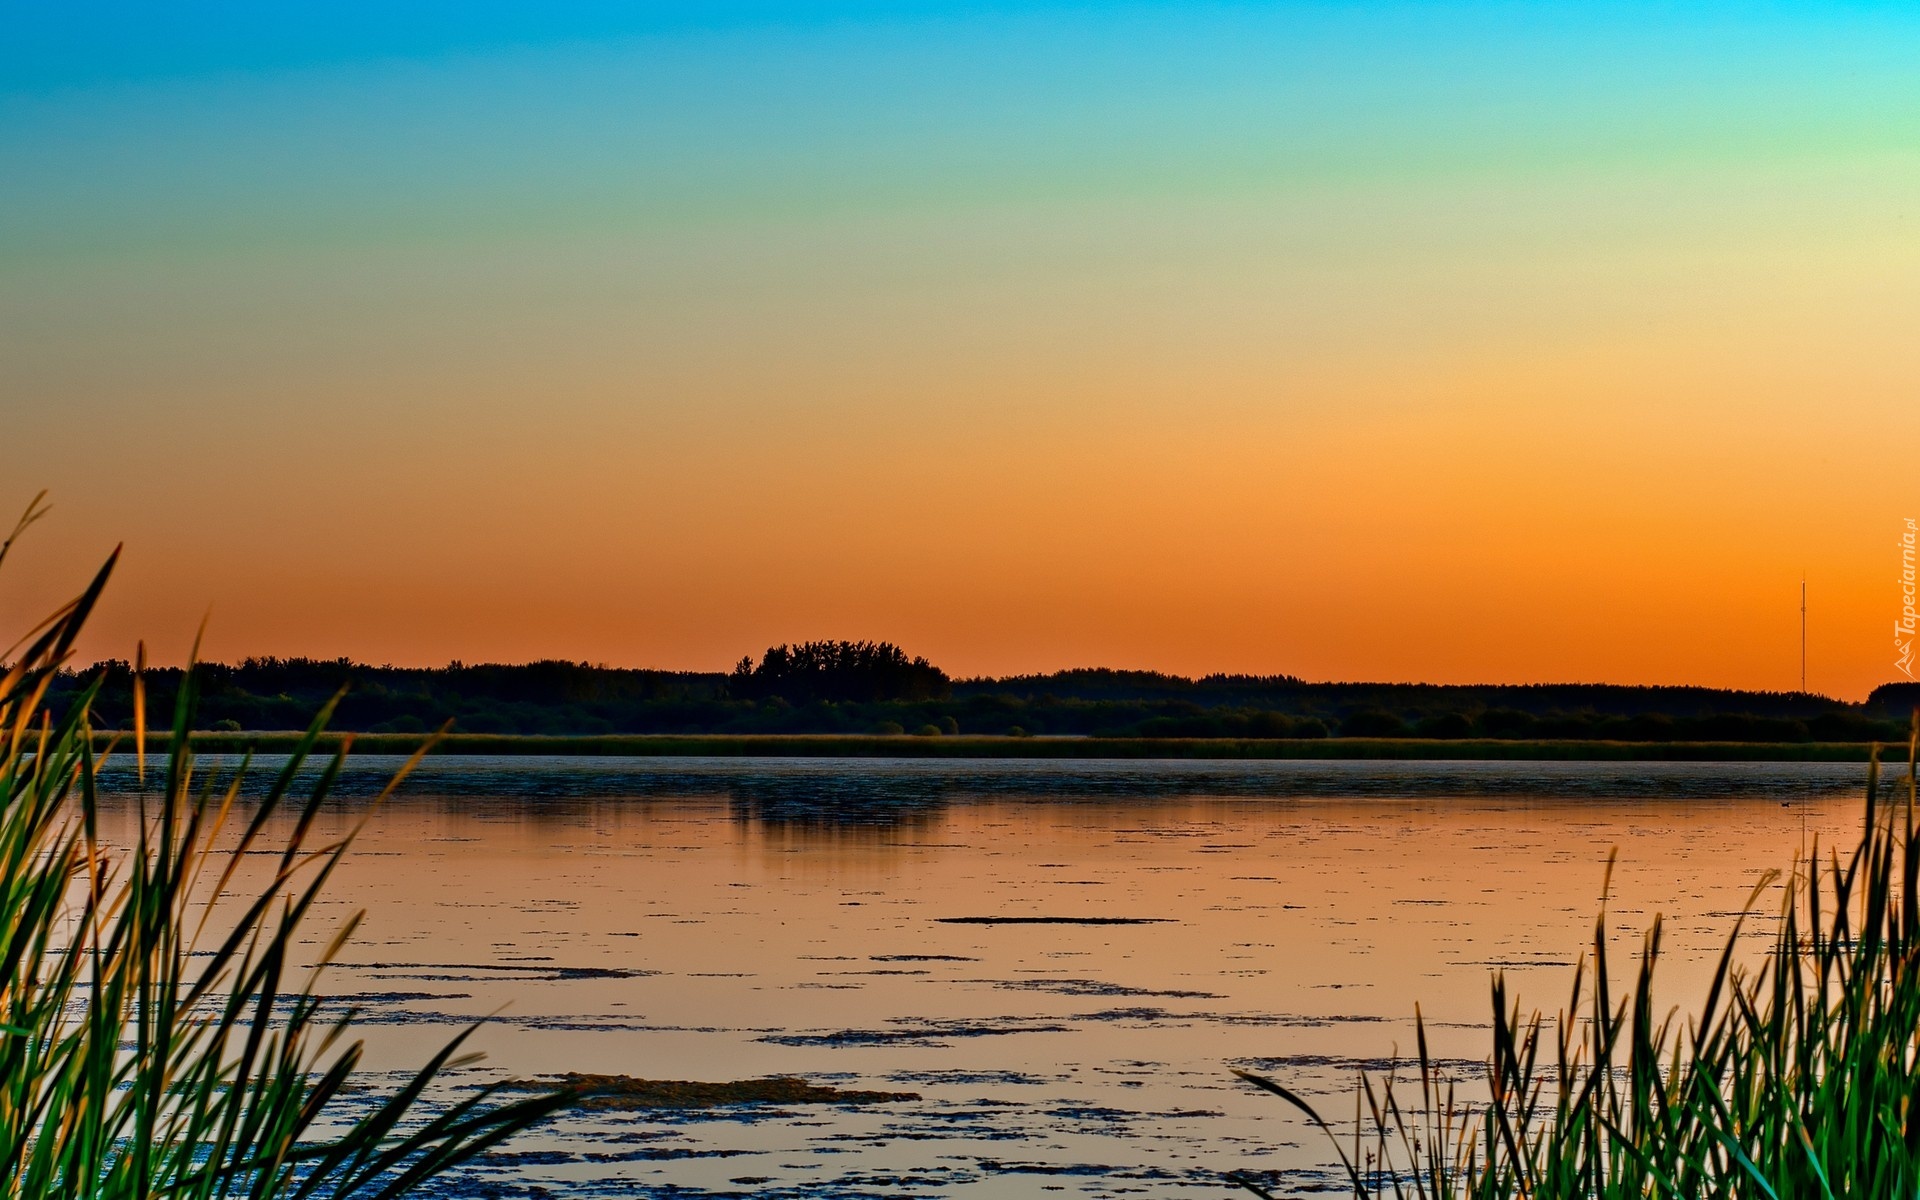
(91, 732, 1909, 761)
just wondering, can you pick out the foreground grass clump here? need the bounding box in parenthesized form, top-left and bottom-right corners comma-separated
(0, 501, 566, 1196)
(1237, 723, 1920, 1198)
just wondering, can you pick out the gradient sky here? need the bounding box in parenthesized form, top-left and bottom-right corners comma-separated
(3, 2, 1915, 696)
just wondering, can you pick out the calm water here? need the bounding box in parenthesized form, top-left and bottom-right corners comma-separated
(98, 757, 1878, 1198)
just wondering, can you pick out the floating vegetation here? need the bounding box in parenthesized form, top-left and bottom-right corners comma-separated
(499, 1075, 920, 1110)
(935, 916, 1175, 925)
(979, 977, 1223, 998)
(886, 1069, 1052, 1088)
(761, 1016, 1076, 1047)
(342, 961, 658, 982)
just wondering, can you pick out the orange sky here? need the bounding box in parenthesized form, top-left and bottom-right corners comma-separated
(4, 6, 1916, 699)
(5, 307, 1906, 698)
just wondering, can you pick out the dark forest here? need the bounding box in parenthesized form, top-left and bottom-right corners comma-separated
(46, 643, 1920, 742)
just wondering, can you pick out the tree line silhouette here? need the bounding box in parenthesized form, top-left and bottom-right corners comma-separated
(43, 643, 1918, 742)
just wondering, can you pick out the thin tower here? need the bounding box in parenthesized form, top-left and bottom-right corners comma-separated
(1800, 574, 1807, 693)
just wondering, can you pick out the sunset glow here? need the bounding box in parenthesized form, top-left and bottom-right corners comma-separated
(4, 2, 1914, 696)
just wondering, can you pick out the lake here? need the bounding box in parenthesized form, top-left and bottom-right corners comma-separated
(97, 756, 1880, 1198)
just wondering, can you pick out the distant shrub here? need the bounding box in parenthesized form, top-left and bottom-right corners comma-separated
(457, 709, 513, 733)
(873, 720, 905, 735)
(1246, 711, 1292, 738)
(1478, 707, 1538, 739)
(1414, 711, 1473, 739)
(210, 716, 242, 732)
(914, 723, 942, 737)
(1683, 713, 1810, 742)
(1134, 715, 1222, 738)
(1339, 709, 1408, 738)
(939, 715, 959, 735)
(1614, 712, 1675, 740)
(1810, 710, 1905, 741)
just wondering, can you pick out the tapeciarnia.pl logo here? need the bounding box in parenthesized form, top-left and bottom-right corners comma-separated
(1899, 517, 1917, 680)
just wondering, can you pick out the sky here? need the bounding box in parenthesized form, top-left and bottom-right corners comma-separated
(2, 1, 1915, 697)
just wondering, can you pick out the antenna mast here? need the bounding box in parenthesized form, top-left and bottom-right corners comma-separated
(1800, 574, 1807, 693)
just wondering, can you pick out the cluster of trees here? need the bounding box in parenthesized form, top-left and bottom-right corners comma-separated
(41, 645, 1916, 741)
(729, 641, 948, 704)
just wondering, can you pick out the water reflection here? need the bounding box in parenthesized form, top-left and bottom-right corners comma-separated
(82, 756, 1879, 1197)
(98, 752, 1873, 812)
(728, 793, 944, 838)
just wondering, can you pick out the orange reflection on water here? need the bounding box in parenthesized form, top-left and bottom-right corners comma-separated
(89, 758, 1879, 1194)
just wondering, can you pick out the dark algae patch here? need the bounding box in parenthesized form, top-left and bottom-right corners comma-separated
(978, 977, 1221, 998)
(761, 1018, 1073, 1047)
(501, 1074, 920, 1110)
(343, 961, 656, 982)
(936, 916, 1174, 925)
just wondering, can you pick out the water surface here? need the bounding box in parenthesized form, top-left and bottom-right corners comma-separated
(98, 757, 1876, 1198)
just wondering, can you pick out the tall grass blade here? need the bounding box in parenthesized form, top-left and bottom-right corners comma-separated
(0, 518, 565, 1197)
(1238, 712, 1920, 1199)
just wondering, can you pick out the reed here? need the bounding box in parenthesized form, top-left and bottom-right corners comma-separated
(0, 496, 568, 1197)
(1236, 715, 1920, 1198)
